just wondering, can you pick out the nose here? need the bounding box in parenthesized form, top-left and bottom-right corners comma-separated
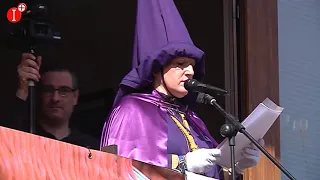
(51, 90, 61, 102)
(185, 65, 194, 77)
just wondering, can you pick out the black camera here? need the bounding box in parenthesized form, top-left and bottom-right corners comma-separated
(8, 0, 61, 45)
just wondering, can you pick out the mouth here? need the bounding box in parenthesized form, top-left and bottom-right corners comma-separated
(49, 107, 63, 110)
(181, 79, 189, 84)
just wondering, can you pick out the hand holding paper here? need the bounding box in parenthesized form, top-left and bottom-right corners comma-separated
(216, 98, 283, 168)
(235, 138, 265, 174)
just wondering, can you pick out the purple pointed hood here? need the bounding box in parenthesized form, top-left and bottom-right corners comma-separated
(114, 0, 205, 106)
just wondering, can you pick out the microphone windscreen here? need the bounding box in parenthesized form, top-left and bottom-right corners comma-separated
(184, 79, 198, 90)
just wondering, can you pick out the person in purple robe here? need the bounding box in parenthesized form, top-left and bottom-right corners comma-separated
(100, 0, 264, 179)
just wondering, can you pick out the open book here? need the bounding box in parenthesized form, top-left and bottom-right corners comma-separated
(216, 98, 283, 168)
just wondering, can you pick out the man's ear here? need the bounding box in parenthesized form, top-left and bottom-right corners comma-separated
(73, 90, 79, 105)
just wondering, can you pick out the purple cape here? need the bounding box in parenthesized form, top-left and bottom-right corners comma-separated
(101, 90, 222, 178)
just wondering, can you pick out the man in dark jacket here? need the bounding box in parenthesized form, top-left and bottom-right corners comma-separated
(11, 52, 100, 150)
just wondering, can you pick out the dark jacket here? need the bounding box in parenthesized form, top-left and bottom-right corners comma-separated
(7, 96, 100, 150)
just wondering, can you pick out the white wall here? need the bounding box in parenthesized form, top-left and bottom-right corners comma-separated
(278, 0, 320, 179)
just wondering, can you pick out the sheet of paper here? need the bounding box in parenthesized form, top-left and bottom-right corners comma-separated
(185, 171, 218, 180)
(216, 98, 283, 168)
(133, 167, 150, 180)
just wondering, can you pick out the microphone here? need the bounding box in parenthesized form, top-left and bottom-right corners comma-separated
(184, 79, 228, 95)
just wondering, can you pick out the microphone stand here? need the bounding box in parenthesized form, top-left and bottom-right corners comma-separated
(200, 93, 296, 180)
(29, 47, 37, 134)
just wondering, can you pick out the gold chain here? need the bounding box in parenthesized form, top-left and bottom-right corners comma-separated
(170, 113, 198, 152)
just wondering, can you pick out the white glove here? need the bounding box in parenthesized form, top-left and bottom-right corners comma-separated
(185, 148, 221, 174)
(235, 138, 265, 174)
